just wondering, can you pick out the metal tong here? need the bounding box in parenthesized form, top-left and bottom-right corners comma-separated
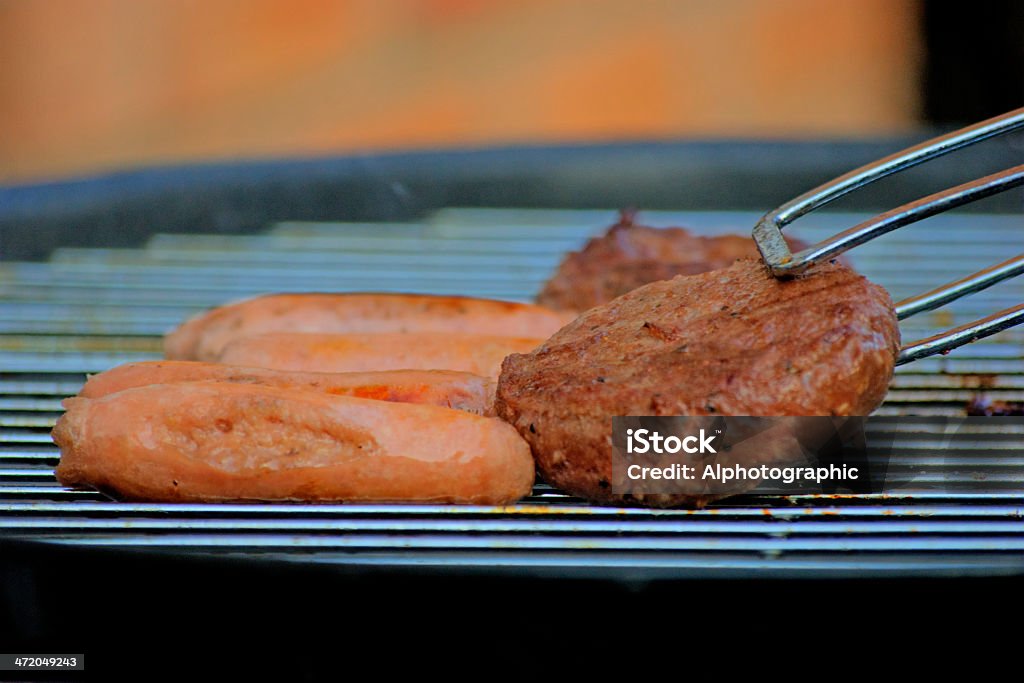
(753, 107, 1024, 366)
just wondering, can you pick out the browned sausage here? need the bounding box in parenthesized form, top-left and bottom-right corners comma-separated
(54, 382, 535, 504)
(217, 332, 543, 379)
(79, 361, 495, 414)
(166, 293, 574, 361)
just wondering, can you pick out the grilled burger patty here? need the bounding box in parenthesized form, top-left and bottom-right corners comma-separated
(497, 258, 900, 508)
(536, 212, 808, 312)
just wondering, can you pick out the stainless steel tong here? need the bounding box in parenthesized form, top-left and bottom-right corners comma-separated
(753, 107, 1024, 366)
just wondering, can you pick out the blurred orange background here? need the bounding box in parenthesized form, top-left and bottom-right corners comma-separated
(0, 0, 923, 183)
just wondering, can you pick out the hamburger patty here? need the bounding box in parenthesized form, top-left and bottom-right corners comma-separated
(536, 211, 808, 312)
(497, 258, 900, 508)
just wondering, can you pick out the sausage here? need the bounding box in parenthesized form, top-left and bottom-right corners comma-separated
(165, 293, 574, 361)
(53, 382, 535, 504)
(79, 361, 495, 415)
(217, 332, 544, 379)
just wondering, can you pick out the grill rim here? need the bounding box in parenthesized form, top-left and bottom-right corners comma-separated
(4, 135, 1023, 262)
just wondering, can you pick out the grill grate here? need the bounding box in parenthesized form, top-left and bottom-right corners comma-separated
(2, 208, 1023, 579)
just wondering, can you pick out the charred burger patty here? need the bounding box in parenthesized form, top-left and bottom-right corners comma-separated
(536, 212, 809, 312)
(497, 258, 900, 507)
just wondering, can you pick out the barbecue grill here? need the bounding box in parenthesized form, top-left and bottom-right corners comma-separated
(1, 141, 1022, 670)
